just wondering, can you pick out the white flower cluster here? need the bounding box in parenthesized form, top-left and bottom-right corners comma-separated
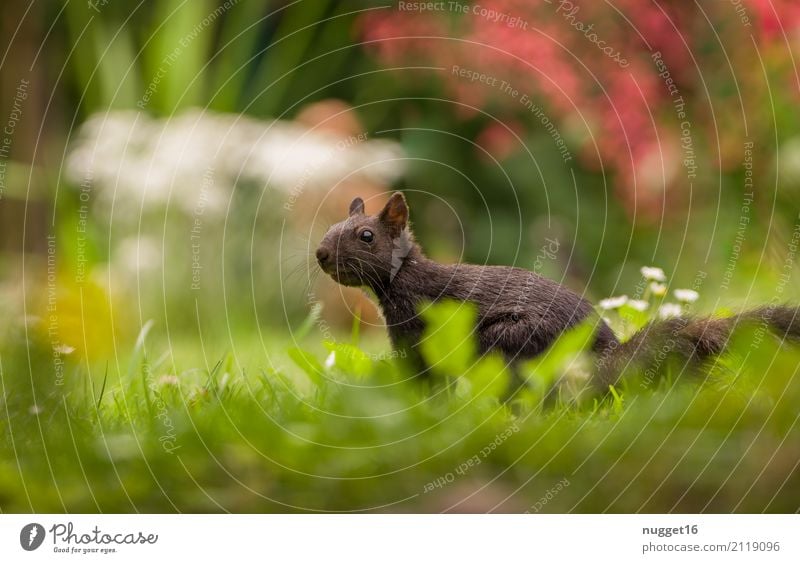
(598, 295, 628, 310)
(673, 289, 699, 303)
(598, 265, 702, 327)
(65, 109, 406, 216)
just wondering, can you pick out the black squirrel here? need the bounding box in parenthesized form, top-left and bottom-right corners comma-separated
(315, 192, 800, 387)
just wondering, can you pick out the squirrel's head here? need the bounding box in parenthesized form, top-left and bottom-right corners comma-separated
(316, 192, 413, 288)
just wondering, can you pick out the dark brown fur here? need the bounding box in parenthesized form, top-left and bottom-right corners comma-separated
(316, 193, 800, 386)
(594, 306, 800, 386)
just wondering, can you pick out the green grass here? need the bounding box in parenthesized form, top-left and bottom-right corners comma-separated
(1, 301, 799, 513)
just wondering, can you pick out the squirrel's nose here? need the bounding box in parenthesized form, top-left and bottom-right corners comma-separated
(316, 247, 330, 265)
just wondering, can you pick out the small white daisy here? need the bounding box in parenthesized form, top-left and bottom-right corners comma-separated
(627, 299, 650, 312)
(674, 289, 699, 303)
(598, 295, 629, 310)
(659, 303, 683, 319)
(640, 266, 666, 282)
(649, 282, 667, 297)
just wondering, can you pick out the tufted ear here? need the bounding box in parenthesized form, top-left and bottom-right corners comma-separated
(379, 192, 408, 237)
(348, 197, 365, 216)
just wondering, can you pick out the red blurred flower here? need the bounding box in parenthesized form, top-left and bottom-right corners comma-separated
(358, 0, 800, 219)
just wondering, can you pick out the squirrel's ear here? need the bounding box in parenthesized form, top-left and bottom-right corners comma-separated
(379, 192, 408, 236)
(348, 197, 365, 216)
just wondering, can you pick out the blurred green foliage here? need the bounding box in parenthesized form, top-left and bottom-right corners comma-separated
(2, 300, 799, 513)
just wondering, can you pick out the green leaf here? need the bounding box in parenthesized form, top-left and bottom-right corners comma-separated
(608, 384, 624, 415)
(287, 347, 325, 387)
(322, 341, 372, 378)
(522, 320, 596, 389)
(618, 303, 650, 333)
(294, 302, 323, 341)
(462, 355, 508, 401)
(419, 300, 478, 376)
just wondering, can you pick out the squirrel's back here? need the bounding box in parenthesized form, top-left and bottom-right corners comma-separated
(384, 256, 616, 361)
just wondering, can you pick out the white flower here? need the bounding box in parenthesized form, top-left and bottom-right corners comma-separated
(65, 109, 405, 217)
(674, 289, 699, 303)
(158, 375, 180, 386)
(325, 351, 336, 370)
(627, 299, 650, 312)
(640, 266, 666, 282)
(649, 282, 667, 297)
(54, 344, 76, 355)
(659, 303, 683, 319)
(116, 236, 161, 274)
(598, 295, 628, 310)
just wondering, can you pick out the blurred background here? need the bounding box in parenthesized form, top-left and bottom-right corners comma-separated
(2, 0, 800, 366)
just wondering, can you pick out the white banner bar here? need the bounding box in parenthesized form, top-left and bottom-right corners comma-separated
(1, 514, 797, 562)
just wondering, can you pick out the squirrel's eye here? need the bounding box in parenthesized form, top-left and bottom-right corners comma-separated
(359, 230, 374, 243)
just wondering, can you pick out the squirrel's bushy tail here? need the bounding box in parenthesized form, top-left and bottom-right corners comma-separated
(594, 305, 800, 387)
